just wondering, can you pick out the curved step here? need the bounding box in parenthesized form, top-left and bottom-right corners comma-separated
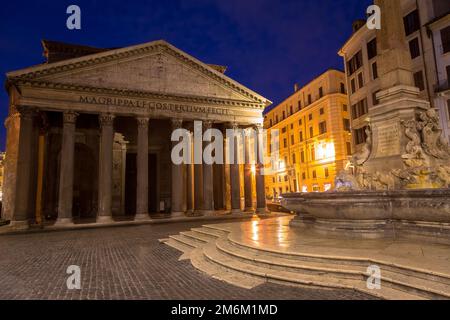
(201, 241, 421, 300)
(227, 235, 450, 289)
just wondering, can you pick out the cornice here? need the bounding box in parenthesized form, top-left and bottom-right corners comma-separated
(10, 78, 265, 110)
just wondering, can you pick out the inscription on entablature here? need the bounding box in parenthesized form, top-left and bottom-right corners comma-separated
(79, 95, 233, 116)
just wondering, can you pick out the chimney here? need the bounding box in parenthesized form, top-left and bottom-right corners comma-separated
(294, 83, 299, 92)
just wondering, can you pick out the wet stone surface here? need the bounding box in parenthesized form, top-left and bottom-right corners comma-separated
(0, 221, 376, 300)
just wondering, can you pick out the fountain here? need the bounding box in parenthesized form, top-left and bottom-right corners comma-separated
(281, 0, 450, 244)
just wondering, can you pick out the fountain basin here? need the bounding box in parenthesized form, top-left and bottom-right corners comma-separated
(281, 189, 450, 244)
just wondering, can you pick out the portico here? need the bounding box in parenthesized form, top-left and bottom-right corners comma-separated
(2, 39, 271, 228)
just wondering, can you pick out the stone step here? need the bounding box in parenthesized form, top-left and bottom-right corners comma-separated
(190, 227, 223, 239)
(168, 234, 201, 249)
(217, 238, 450, 299)
(228, 236, 450, 289)
(163, 238, 194, 255)
(181, 230, 215, 243)
(200, 225, 230, 236)
(201, 241, 422, 300)
(189, 246, 266, 290)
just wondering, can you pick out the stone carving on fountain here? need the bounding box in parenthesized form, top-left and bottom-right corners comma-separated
(338, 108, 450, 191)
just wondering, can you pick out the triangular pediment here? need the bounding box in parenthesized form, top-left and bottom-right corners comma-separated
(7, 40, 270, 105)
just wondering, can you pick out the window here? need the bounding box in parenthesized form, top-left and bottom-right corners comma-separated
(340, 82, 346, 94)
(372, 62, 378, 79)
(446, 65, 450, 85)
(347, 50, 363, 75)
(351, 99, 368, 119)
(299, 131, 303, 142)
(343, 119, 351, 131)
(320, 108, 324, 115)
(441, 26, 450, 54)
(290, 123, 294, 129)
(276, 115, 279, 123)
(346, 142, 352, 156)
(343, 104, 348, 112)
(291, 135, 295, 145)
(307, 94, 312, 105)
(319, 121, 327, 134)
(354, 127, 368, 145)
(409, 38, 421, 59)
(299, 119, 302, 126)
(309, 127, 314, 138)
(284, 176, 288, 182)
(290, 105, 293, 115)
(312, 170, 317, 179)
(357, 72, 364, 89)
(283, 138, 287, 148)
(403, 10, 420, 36)
(282, 127, 287, 133)
(302, 172, 306, 180)
(367, 38, 377, 60)
(372, 90, 380, 106)
(292, 153, 296, 164)
(447, 100, 450, 118)
(351, 78, 356, 94)
(269, 119, 273, 127)
(324, 167, 329, 178)
(319, 87, 324, 98)
(298, 100, 302, 111)
(414, 71, 425, 91)
(282, 111, 286, 120)
(301, 151, 305, 163)
(308, 114, 313, 121)
(311, 147, 316, 161)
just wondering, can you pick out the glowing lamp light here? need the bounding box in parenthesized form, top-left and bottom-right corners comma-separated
(317, 142, 335, 160)
(251, 164, 256, 174)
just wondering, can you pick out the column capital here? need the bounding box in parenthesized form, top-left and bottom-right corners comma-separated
(171, 118, 183, 130)
(16, 106, 36, 120)
(99, 113, 115, 127)
(253, 123, 264, 132)
(203, 120, 213, 129)
(226, 121, 239, 130)
(136, 117, 149, 128)
(62, 111, 79, 124)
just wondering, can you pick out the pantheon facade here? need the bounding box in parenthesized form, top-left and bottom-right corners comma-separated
(2, 40, 270, 228)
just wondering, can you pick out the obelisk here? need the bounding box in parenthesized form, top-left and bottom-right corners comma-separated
(363, 0, 429, 173)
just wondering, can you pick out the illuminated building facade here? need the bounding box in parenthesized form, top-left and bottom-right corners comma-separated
(339, 0, 450, 154)
(264, 69, 352, 197)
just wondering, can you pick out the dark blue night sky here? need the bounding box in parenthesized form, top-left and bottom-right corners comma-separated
(0, 0, 372, 150)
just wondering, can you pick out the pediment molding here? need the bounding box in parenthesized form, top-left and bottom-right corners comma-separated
(7, 40, 271, 106)
(12, 79, 264, 110)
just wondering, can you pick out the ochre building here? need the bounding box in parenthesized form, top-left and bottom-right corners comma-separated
(264, 69, 352, 197)
(2, 40, 271, 228)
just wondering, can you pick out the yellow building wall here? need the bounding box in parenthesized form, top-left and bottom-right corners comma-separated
(264, 70, 351, 198)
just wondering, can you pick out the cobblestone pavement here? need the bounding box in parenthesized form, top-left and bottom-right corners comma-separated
(0, 220, 376, 300)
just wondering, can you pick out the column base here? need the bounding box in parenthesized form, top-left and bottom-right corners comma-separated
(9, 220, 30, 230)
(171, 211, 186, 218)
(96, 216, 114, 224)
(200, 210, 215, 217)
(244, 207, 255, 213)
(256, 207, 270, 215)
(54, 218, 74, 226)
(231, 209, 242, 214)
(134, 213, 150, 221)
